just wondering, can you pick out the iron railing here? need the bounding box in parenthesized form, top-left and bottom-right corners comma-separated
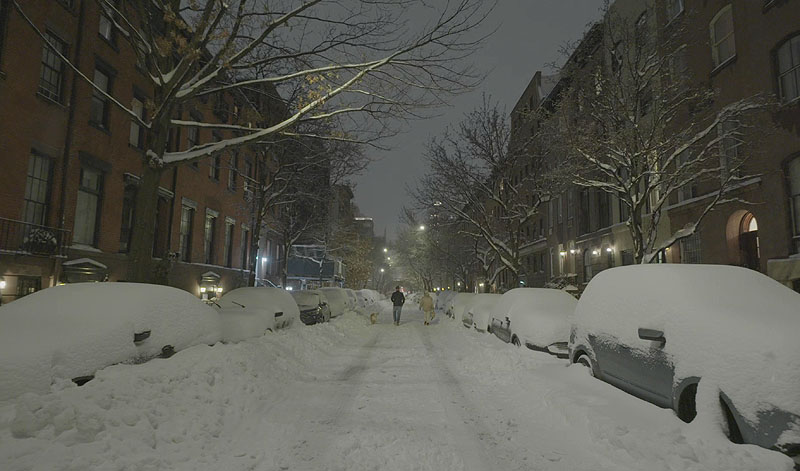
(0, 217, 70, 257)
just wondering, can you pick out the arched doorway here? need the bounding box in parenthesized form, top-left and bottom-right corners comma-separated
(738, 212, 760, 270)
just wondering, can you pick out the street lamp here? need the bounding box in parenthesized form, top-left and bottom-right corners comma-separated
(419, 225, 425, 231)
(380, 268, 385, 273)
(383, 248, 388, 253)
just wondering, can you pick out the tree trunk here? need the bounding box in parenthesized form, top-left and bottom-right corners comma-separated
(127, 165, 166, 282)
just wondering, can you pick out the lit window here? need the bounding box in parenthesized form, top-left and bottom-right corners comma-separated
(710, 5, 735, 68)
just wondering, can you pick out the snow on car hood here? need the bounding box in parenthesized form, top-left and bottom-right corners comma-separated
(573, 264, 800, 426)
(491, 288, 576, 347)
(0, 283, 221, 401)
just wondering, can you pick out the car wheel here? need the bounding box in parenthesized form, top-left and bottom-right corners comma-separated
(576, 353, 595, 377)
(511, 336, 521, 347)
(720, 397, 744, 444)
(677, 383, 698, 423)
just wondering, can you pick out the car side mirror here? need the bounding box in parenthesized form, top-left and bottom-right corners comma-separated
(638, 328, 666, 344)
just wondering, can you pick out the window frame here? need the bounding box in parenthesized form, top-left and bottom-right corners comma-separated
(129, 91, 146, 149)
(204, 209, 218, 265)
(665, 0, 684, 22)
(21, 151, 54, 227)
(89, 62, 115, 130)
(710, 5, 736, 69)
(38, 31, 68, 103)
(776, 34, 800, 104)
(73, 166, 104, 246)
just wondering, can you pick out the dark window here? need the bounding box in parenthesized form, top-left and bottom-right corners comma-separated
(129, 94, 146, 148)
(16, 276, 42, 298)
(677, 149, 698, 202)
(187, 126, 199, 148)
(680, 232, 702, 263)
(665, 0, 683, 21)
(788, 156, 800, 253)
(223, 221, 234, 267)
(619, 196, 630, 223)
(228, 153, 238, 191)
(73, 167, 103, 246)
(39, 32, 67, 102)
(710, 5, 735, 68)
(21, 153, 53, 226)
(204, 212, 217, 264)
(119, 183, 136, 252)
(597, 191, 612, 229)
(213, 92, 229, 122)
(241, 227, 250, 269)
(179, 205, 194, 262)
(777, 34, 800, 104)
(90, 66, 112, 129)
(210, 156, 220, 180)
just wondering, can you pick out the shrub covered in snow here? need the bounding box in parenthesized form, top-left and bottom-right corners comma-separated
(490, 288, 576, 354)
(0, 283, 221, 401)
(216, 288, 299, 342)
(570, 264, 800, 455)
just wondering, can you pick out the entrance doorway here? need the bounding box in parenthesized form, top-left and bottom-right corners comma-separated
(738, 213, 760, 270)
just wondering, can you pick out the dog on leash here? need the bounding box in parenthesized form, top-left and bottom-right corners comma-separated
(369, 312, 379, 324)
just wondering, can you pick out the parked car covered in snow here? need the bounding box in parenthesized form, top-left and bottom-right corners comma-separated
(462, 294, 502, 331)
(489, 288, 576, 358)
(448, 293, 475, 322)
(0, 283, 221, 401)
(344, 289, 359, 311)
(435, 290, 456, 316)
(569, 264, 800, 457)
(291, 290, 332, 325)
(357, 289, 379, 308)
(319, 287, 348, 317)
(216, 287, 299, 341)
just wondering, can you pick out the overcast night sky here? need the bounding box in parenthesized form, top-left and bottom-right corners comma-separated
(352, 1, 604, 241)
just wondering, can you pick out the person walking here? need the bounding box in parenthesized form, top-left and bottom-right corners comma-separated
(390, 286, 405, 325)
(419, 291, 434, 326)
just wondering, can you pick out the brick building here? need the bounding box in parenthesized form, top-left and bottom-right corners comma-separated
(0, 0, 284, 303)
(506, 0, 800, 292)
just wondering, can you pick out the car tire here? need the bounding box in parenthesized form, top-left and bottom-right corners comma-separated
(720, 397, 744, 444)
(576, 353, 595, 377)
(512, 335, 521, 347)
(677, 383, 698, 423)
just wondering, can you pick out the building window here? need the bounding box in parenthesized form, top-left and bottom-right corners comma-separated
(187, 126, 199, 149)
(90, 66, 112, 129)
(667, 46, 688, 89)
(21, 153, 52, 226)
(99, 9, 114, 43)
(228, 153, 238, 191)
(179, 204, 194, 262)
(204, 211, 217, 264)
(119, 183, 136, 252)
(677, 149, 698, 202)
(597, 191, 612, 228)
(680, 232, 702, 263)
(39, 32, 67, 102)
(129, 94, 145, 148)
(788, 156, 800, 253)
(241, 226, 250, 269)
(665, 0, 683, 21)
(556, 194, 563, 224)
(73, 167, 103, 246)
(223, 220, 234, 267)
(718, 120, 742, 181)
(777, 35, 800, 104)
(0, 0, 10, 64)
(710, 5, 735, 68)
(619, 196, 630, 223)
(210, 156, 220, 180)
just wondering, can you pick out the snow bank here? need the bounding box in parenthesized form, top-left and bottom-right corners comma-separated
(491, 288, 576, 348)
(217, 288, 299, 342)
(573, 264, 800, 449)
(464, 294, 502, 331)
(0, 283, 221, 401)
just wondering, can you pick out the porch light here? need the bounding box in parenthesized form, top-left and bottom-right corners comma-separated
(479, 282, 485, 288)
(215, 286, 223, 294)
(570, 249, 576, 254)
(606, 247, 613, 253)
(200, 287, 207, 293)
(0, 280, 5, 290)
(559, 251, 567, 256)
(592, 249, 600, 256)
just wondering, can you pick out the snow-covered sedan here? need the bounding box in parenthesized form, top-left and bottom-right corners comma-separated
(0, 283, 221, 401)
(448, 293, 475, 322)
(569, 264, 800, 458)
(216, 287, 299, 341)
(462, 294, 502, 331)
(435, 290, 456, 316)
(291, 290, 332, 325)
(319, 287, 348, 317)
(489, 288, 576, 358)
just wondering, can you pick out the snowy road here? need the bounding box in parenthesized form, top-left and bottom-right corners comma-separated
(0, 301, 794, 470)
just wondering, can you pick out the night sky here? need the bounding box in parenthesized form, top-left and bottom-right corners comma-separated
(352, 1, 604, 240)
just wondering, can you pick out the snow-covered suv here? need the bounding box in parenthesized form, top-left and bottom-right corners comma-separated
(569, 264, 800, 458)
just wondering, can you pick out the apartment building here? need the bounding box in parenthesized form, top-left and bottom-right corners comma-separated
(0, 0, 284, 303)
(507, 0, 800, 292)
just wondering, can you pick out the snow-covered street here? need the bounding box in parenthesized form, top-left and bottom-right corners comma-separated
(0, 301, 793, 471)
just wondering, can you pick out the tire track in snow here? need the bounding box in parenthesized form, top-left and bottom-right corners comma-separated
(417, 325, 513, 471)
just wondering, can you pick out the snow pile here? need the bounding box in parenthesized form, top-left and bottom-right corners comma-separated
(435, 290, 456, 314)
(491, 288, 576, 348)
(573, 264, 800, 450)
(464, 294, 502, 331)
(0, 283, 221, 401)
(216, 287, 299, 342)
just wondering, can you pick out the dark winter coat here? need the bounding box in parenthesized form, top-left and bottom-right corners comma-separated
(391, 291, 405, 306)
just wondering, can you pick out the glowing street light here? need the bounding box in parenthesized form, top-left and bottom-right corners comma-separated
(380, 268, 385, 273)
(383, 248, 388, 253)
(419, 225, 425, 231)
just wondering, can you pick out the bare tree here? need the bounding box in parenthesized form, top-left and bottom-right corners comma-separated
(412, 98, 556, 287)
(12, 0, 494, 281)
(545, 5, 770, 263)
